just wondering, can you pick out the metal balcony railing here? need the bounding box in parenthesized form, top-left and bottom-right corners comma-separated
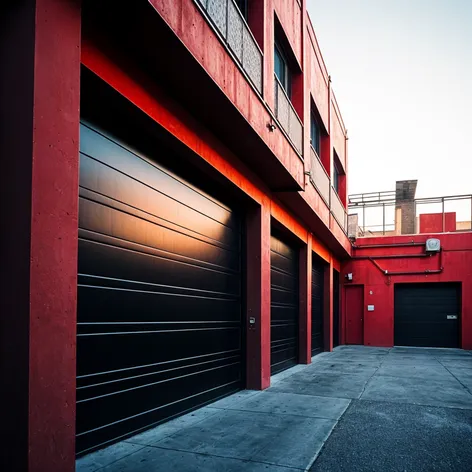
(349, 190, 396, 205)
(196, 0, 263, 94)
(348, 193, 472, 237)
(309, 146, 330, 205)
(331, 187, 347, 232)
(274, 76, 303, 155)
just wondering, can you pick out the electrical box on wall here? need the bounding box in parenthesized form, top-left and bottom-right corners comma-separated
(425, 238, 441, 253)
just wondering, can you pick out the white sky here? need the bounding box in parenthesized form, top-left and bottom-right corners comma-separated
(307, 0, 472, 199)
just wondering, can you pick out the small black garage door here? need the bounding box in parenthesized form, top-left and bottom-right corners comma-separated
(76, 123, 243, 454)
(394, 283, 460, 348)
(270, 233, 299, 375)
(312, 258, 324, 356)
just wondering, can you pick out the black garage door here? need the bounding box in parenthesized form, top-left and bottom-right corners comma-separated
(270, 233, 299, 374)
(312, 258, 324, 356)
(394, 283, 460, 348)
(76, 123, 243, 454)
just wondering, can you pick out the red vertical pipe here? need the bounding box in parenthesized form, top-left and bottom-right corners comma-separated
(0, 1, 81, 470)
(298, 234, 312, 363)
(246, 198, 272, 389)
(323, 260, 334, 351)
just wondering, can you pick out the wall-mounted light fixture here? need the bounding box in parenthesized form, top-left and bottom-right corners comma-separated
(267, 122, 276, 132)
(345, 273, 353, 282)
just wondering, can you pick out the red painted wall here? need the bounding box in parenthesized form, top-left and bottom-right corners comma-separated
(149, 0, 304, 189)
(420, 212, 456, 233)
(331, 94, 347, 173)
(306, 19, 329, 132)
(341, 233, 472, 349)
(147, 0, 350, 248)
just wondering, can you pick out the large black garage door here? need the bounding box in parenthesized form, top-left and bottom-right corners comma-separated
(76, 123, 243, 454)
(270, 233, 299, 375)
(312, 258, 324, 356)
(394, 283, 460, 348)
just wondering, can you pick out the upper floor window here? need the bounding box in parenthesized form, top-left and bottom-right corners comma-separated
(234, 0, 248, 20)
(333, 162, 340, 193)
(274, 42, 291, 98)
(310, 112, 321, 156)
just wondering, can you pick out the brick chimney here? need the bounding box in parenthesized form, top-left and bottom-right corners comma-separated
(395, 180, 418, 234)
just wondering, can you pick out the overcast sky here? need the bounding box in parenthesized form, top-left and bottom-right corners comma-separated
(307, 0, 471, 199)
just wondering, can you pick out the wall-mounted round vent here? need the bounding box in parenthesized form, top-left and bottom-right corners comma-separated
(425, 238, 441, 252)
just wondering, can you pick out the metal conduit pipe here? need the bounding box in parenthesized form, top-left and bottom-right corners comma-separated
(352, 241, 425, 249)
(360, 250, 444, 277)
(352, 253, 431, 260)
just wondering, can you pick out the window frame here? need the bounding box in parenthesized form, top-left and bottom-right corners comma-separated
(274, 41, 291, 99)
(310, 111, 321, 157)
(333, 161, 340, 193)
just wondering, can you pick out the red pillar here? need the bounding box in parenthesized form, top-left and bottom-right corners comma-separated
(0, 1, 81, 471)
(340, 282, 346, 345)
(323, 260, 334, 351)
(246, 199, 272, 389)
(299, 235, 312, 363)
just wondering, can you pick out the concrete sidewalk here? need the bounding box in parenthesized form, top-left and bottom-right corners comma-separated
(309, 346, 472, 472)
(77, 346, 472, 472)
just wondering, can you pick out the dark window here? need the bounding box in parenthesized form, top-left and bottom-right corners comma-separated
(310, 112, 320, 156)
(333, 163, 339, 193)
(274, 42, 291, 97)
(235, 0, 248, 20)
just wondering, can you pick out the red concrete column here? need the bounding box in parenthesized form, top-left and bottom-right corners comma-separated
(340, 282, 346, 345)
(299, 235, 312, 363)
(323, 260, 334, 351)
(246, 198, 272, 389)
(0, 1, 81, 471)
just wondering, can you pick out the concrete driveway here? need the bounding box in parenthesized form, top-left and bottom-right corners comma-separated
(77, 346, 472, 472)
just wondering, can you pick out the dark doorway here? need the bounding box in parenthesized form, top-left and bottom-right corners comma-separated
(311, 256, 325, 356)
(394, 283, 460, 348)
(270, 232, 299, 374)
(76, 122, 244, 455)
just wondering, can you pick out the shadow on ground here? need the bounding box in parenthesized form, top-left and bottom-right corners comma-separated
(77, 346, 472, 472)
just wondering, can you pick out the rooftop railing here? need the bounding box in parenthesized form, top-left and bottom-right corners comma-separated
(348, 193, 472, 237)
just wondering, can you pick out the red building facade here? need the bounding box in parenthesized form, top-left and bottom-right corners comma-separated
(341, 233, 472, 350)
(0, 1, 470, 471)
(1, 1, 349, 470)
